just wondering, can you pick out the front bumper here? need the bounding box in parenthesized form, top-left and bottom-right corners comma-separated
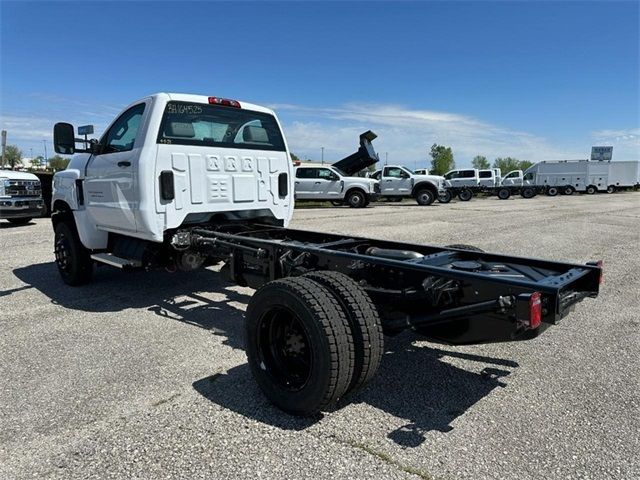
(0, 198, 44, 219)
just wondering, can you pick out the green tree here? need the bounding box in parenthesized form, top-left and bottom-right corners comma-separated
(493, 157, 535, 174)
(48, 155, 70, 171)
(30, 156, 43, 168)
(4, 145, 22, 168)
(429, 144, 455, 175)
(290, 152, 300, 162)
(472, 155, 490, 169)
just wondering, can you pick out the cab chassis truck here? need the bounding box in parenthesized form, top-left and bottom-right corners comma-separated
(51, 93, 602, 416)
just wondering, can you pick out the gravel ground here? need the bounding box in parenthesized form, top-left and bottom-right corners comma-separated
(1, 193, 638, 480)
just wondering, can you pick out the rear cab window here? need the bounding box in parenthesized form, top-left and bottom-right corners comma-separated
(157, 101, 286, 151)
(479, 171, 493, 178)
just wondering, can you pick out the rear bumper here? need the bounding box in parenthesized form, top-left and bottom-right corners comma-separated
(0, 198, 43, 219)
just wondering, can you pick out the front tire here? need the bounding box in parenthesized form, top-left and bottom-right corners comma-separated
(245, 277, 355, 416)
(437, 190, 452, 203)
(346, 190, 366, 208)
(497, 188, 511, 200)
(54, 220, 93, 286)
(415, 189, 435, 206)
(7, 217, 32, 225)
(458, 189, 473, 201)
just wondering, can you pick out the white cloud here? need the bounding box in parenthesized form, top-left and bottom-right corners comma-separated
(275, 103, 583, 166)
(590, 128, 640, 160)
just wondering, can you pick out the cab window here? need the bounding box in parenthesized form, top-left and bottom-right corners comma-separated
(445, 171, 459, 180)
(523, 172, 534, 181)
(102, 103, 146, 154)
(318, 169, 336, 180)
(296, 168, 318, 179)
(384, 167, 405, 178)
(479, 171, 492, 178)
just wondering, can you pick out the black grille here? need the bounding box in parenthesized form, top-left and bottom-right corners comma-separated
(6, 180, 41, 197)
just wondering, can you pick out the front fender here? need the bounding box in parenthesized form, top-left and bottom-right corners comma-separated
(52, 169, 82, 211)
(412, 181, 438, 196)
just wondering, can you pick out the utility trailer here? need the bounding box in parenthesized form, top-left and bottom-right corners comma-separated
(50, 93, 602, 416)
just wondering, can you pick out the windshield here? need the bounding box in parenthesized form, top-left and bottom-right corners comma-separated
(157, 101, 286, 152)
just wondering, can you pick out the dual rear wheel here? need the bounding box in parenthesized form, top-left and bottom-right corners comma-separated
(245, 272, 384, 416)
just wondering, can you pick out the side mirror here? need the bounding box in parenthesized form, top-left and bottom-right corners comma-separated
(331, 174, 339, 181)
(53, 122, 75, 155)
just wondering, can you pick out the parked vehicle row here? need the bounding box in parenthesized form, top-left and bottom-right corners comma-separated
(0, 169, 44, 224)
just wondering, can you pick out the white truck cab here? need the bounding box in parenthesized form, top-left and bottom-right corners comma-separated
(501, 170, 524, 187)
(294, 165, 379, 207)
(52, 93, 293, 252)
(370, 165, 445, 205)
(443, 168, 480, 188)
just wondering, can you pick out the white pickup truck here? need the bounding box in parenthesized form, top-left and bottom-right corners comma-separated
(50, 92, 603, 417)
(294, 131, 380, 208)
(369, 165, 446, 205)
(0, 169, 44, 224)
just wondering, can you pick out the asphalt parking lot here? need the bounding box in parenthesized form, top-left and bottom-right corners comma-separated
(1, 194, 639, 480)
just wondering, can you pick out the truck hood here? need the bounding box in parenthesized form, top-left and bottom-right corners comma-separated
(0, 170, 40, 181)
(414, 173, 445, 183)
(331, 130, 379, 176)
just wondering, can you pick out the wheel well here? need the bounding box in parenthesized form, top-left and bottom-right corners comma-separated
(51, 200, 73, 228)
(345, 187, 366, 198)
(412, 182, 437, 197)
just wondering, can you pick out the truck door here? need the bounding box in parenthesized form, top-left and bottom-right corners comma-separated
(382, 166, 412, 195)
(295, 168, 317, 199)
(315, 168, 343, 199)
(84, 102, 147, 233)
(501, 170, 522, 187)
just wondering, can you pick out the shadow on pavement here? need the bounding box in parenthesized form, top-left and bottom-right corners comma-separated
(12, 261, 251, 350)
(193, 333, 518, 447)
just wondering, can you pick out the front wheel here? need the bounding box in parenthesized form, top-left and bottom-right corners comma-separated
(415, 189, 435, 206)
(346, 190, 366, 208)
(458, 189, 473, 201)
(497, 188, 511, 200)
(245, 277, 355, 416)
(437, 190, 452, 203)
(7, 217, 32, 225)
(54, 220, 93, 286)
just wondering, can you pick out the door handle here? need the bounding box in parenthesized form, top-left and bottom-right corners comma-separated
(295, 181, 300, 184)
(314, 181, 321, 184)
(117, 161, 131, 168)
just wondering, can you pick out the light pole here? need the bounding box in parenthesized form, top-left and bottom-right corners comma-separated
(43, 140, 48, 169)
(385, 152, 388, 165)
(321, 147, 324, 165)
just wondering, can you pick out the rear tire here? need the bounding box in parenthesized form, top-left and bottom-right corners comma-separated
(7, 217, 32, 225)
(458, 189, 473, 201)
(546, 187, 559, 196)
(437, 190, 452, 203)
(562, 185, 574, 195)
(415, 189, 435, 206)
(53, 219, 93, 286)
(586, 185, 597, 195)
(346, 190, 366, 208)
(606, 185, 616, 194)
(245, 277, 355, 416)
(497, 188, 511, 200)
(521, 186, 536, 199)
(303, 271, 384, 394)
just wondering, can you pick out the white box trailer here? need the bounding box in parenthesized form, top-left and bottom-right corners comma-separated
(523, 160, 640, 195)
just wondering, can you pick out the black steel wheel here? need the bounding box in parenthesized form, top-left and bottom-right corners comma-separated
(303, 271, 384, 394)
(546, 187, 559, 196)
(497, 188, 511, 200)
(606, 185, 616, 194)
(245, 277, 355, 416)
(7, 217, 32, 225)
(521, 186, 536, 199)
(458, 189, 473, 201)
(54, 220, 93, 286)
(562, 185, 574, 195)
(586, 185, 597, 195)
(347, 190, 366, 208)
(415, 189, 435, 206)
(437, 190, 452, 203)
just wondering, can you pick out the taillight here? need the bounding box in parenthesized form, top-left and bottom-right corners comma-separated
(529, 291, 542, 329)
(208, 97, 241, 108)
(597, 260, 603, 284)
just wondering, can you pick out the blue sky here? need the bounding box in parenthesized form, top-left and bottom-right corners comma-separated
(1, 0, 638, 168)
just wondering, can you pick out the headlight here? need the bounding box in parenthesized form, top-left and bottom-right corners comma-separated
(0, 179, 7, 197)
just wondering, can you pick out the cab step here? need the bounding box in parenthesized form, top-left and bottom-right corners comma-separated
(90, 253, 142, 269)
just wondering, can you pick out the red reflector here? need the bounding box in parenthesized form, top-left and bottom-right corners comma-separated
(529, 291, 542, 329)
(597, 260, 604, 284)
(208, 97, 241, 108)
